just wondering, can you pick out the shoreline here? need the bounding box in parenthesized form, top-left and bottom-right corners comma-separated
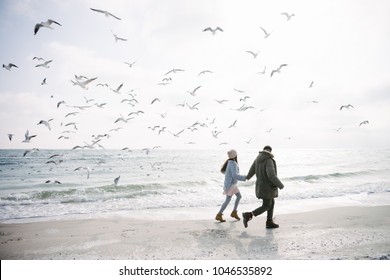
(1, 205, 389, 260)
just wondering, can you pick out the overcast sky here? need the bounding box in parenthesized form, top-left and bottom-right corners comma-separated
(1, 0, 389, 150)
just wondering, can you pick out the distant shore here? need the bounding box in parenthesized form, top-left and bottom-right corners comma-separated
(1, 205, 389, 260)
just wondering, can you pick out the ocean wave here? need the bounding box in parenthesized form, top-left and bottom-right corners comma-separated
(283, 170, 373, 182)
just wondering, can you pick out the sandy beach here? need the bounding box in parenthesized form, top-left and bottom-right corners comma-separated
(1, 205, 389, 260)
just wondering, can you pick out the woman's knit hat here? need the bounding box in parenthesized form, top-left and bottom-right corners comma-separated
(227, 149, 237, 159)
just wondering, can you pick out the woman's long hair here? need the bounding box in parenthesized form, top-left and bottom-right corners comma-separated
(220, 156, 238, 174)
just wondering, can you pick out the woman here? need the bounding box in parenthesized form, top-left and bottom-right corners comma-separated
(215, 149, 247, 222)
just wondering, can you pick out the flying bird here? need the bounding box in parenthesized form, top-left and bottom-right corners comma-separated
(198, 70, 213, 76)
(74, 166, 91, 179)
(34, 19, 62, 35)
(111, 30, 127, 42)
(90, 8, 121, 20)
(8, 134, 14, 141)
(260, 26, 271, 38)
(187, 85, 202, 96)
(41, 78, 47, 85)
(124, 61, 137, 68)
(270, 64, 288, 77)
(165, 68, 185, 75)
(203, 27, 223, 35)
(72, 77, 98, 90)
(22, 130, 37, 143)
(281, 12, 295, 21)
(257, 66, 266, 75)
(340, 104, 354, 110)
(35, 60, 53, 68)
(359, 120, 369, 127)
(37, 119, 53, 130)
(2, 63, 18, 70)
(245, 50, 260, 59)
(111, 83, 123, 94)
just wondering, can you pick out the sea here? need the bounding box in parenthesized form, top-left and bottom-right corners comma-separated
(0, 148, 389, 223)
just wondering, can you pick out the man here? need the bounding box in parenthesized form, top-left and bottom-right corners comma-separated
(242, 145, 284, 229)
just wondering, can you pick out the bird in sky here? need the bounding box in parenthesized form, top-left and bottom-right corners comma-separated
(246, 50, 260, 59)
(260, 26, 271, 38)
(186, 102, 200, 110)
(22, 130, 37, 143)
(214, 99, 229, 104)
(90, 8, 121, 20)
(281, 12, 295, 21)
(35, 60, 53, 68)
(23, 148, 39, 157)
(228, 120, 237, 128)
(111, 30, 127, 42)
(257, 66, 266, 75)
(203, 27, 223, 35)
(124, 61, 137, 68)
(57, 100, 66, 108)
(72, 77, 98, 90)
(359, 120, 369, 127)
(165, 68, 185, 75)
(187, 85, 202, 96)
(270, 64, 288, 77)
(34, 19, 61, 35)
(8, 134, 14, 141)
(37, 119, 53, 131)
(198, 70, 213, 76)
(151, 98, 160, 105)
(2, 63, 18, 70)
(309, 81, 314, 88)
(41, 78, 47, 85)
(111, 83, 123, 94)
(340, 104, 355, 110)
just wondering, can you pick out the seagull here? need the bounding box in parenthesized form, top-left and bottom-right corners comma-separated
(340, 104, 354, 110)
(203, 27, 223, 35)
(74, 166, 91, 179)
(37, 119, 53, 130)
(114, 176, 120, 186)
(23, 148, 39, 157)
(165, 68, 185, 75)
(8, 134, 14, 141)
(57, 100, 66, 108)
(260, 26, 271, 38)
(228, 120, 237, 128)
(169, 129, 185, 137)
(151, 98, 160, 105)
(270, 64, 288, 77)
(240, 96, 250, 102)
(257, 66, 266, 75)
(214, 99, 229, 104)
(233, 88, 245, 93)
(41, 78, 47, 85)
(186, 102, 200, 110)
(309, 81, 314, 88)
(35, 60, 53, 68)
(198, 70, 213, 76)
(111, 83, 123, 94)
(34, 19, 62, 35)
(2, 63, 18, 70)
(22, 130, 37, 143)
(33, 57, 45, 61)
(187, 85, 202, 96)
(281, 12, 295, 21)
(90, 8, 121, 20)
(124, 61, 137, 67)
(72, 77, 97, 90)
(111, 30, 127, 42)
(245, 50, 260, 59)
(359, 120, 369, 127)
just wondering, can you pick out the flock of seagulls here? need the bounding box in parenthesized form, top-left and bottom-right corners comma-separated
(2, 6, 372, 185)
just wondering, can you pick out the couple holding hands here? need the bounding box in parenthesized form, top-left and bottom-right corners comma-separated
(216, 146, 285, 229)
